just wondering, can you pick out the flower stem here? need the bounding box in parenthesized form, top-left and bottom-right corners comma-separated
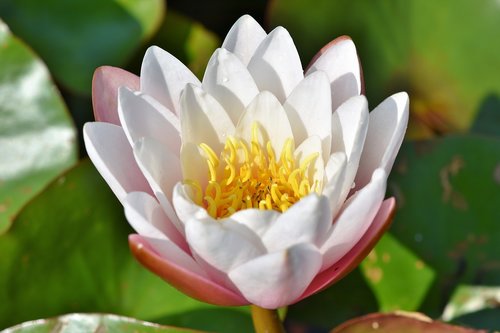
(251, 305, 286, 333)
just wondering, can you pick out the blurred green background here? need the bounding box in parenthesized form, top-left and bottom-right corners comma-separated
(0, 0, 499, 332)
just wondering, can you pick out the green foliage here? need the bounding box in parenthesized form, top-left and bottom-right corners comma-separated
(269, 0, 500, 138)
(0, 0, 164, 94)
(0, 21, 77, 234)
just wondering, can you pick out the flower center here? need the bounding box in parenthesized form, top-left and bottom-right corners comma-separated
(185, 124, 322, 219)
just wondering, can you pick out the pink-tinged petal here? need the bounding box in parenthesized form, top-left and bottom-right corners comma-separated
(221, 14, 267, 66)
(83, 122, 152, 204)
(236, 91, 293, 157)
(355, 92, 409, 190)
(306, 36, 362, 111)
(295, 197, 396, 303)
(248, 27, 304, 103)
(129, 234, 248, 306)
(133, 138, 183, 235)
(331, 95, 369, 204)
(320, 169, 386, 271)
(229, 243, 322, 309)
(124, 191, 188, 255)
(202, 48, 259, 124)
(92, 66, 139, 125)
(140, 46, 201, 116)
(118, 87, 181, 156)
(262, 194, 332, 251)
(284, 70, 332, 160)
(180, 84, 235, 152)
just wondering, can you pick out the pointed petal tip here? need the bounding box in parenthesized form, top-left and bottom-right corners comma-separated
(128, 234, 249, 306)
(92, 66, 139, 124)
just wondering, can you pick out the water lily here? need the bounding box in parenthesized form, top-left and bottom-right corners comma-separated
(84, 15, 408, 310)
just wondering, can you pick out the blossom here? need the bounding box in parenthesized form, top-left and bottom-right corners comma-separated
(84, 15, 408, 309)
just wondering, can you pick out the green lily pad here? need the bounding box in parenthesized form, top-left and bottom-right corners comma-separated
(387, 135, 500, 318)
(0, 160, 252, 332)
(360, 233, 435, 312)
(0, 21, 77, 234)
(269, 0, 500, 138)
(0, 0, 164, 94)
(2, 313, 203, 333)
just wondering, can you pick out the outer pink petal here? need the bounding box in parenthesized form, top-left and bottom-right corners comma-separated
(295, 197, 396, 303)
(129, 234, 249, 306)
(92, 66, 140, 125)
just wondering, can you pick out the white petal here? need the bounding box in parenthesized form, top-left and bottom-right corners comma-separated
(133, 137, 183, 233)
(263, 194, 332, 252)
(331, 95, 369, 202)
(355, 92, 409, 190)
(185, 214, 267, 274)
(229, 243, 322, 309)
(230, 209, 280, 239)
(180, 142, 209, 188)
(284, 71, 332, 160)
(236, 91, 293, 157)
(248, 27, 304, 103)
(202, 48, 259, 124)
(124, 192, 187, 252)
(322, 152, 347, 217)
(294, 136, 324, 190)
(221, 15, 267, 66)
(118, 87, 181, 155)
(306, 38, 361, 111)
(180, 84, 235, 151)
(172, 183, 210, 226)
(83, 122, 151, 204)
(140, 46, 201, 116)
(320, 168, 387, 271)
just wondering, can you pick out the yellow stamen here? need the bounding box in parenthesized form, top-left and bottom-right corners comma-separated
(184, 123, 323, 219)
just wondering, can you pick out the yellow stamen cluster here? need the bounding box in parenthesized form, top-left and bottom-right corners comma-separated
(185, 124, 322, 219)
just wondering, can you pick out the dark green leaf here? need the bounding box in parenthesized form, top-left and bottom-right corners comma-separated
(387, 135, 500, 317)
(0, 0, 164, 94)
(0, 21, 77, 234)
(470, 94, 500, 138)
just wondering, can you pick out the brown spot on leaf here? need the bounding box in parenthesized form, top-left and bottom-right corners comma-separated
(494, 163, 500, 185)
(382, 253, 391, 263)
(415, 260, 425, 270)
(366, 250, 378, 263)
(440, 155, 468, 210)
(365, 267, 383, 284)
(0, 203, 7, 213)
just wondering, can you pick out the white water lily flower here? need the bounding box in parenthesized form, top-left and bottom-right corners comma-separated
(84, 15, 408, 309)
